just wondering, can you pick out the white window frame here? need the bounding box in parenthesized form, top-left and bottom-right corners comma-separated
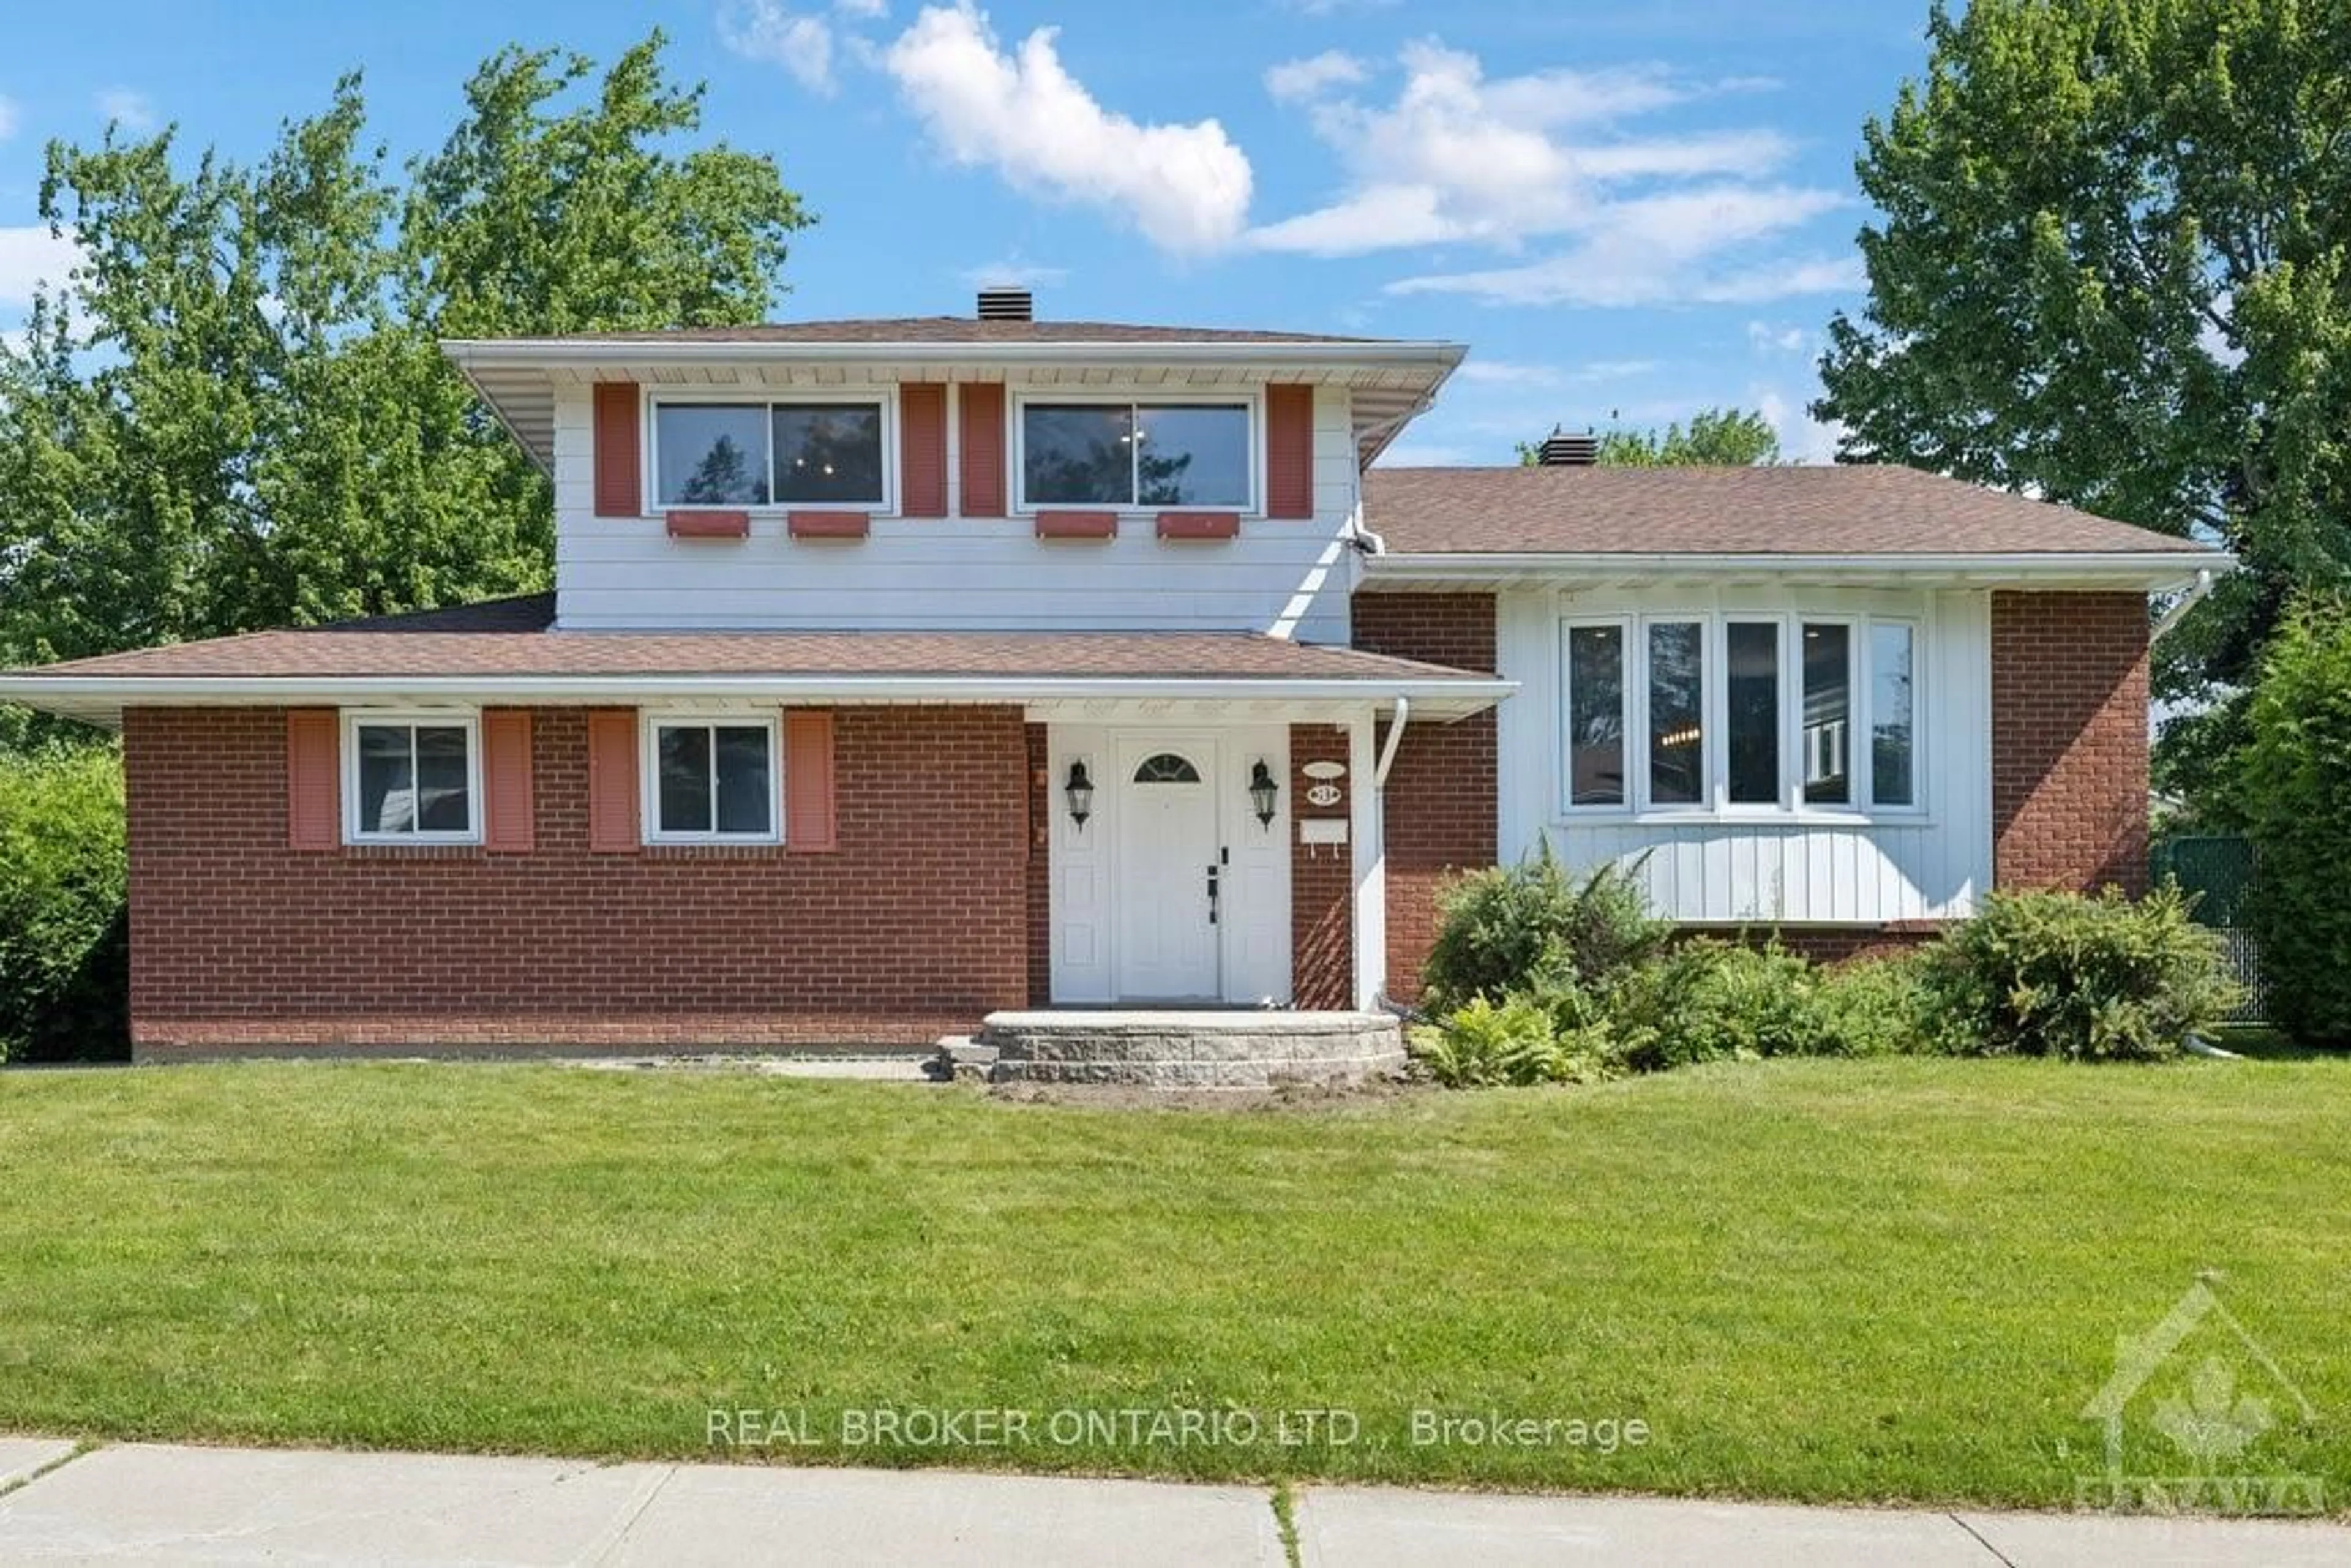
(1558, 606, 1930, 825)
(645, 389, 899, 516)
(1009, 389, 1264, 517)
(640, 711, 784, 846)
(342, 710, 482, 846)
(1559, 614, 1634, 814)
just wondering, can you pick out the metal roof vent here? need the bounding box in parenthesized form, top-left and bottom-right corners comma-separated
(976, 287, 1033, 321)
(1535, 429, 1599, 467)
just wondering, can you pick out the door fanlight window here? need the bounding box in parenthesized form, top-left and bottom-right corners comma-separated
(1133, 753, 1202, 784)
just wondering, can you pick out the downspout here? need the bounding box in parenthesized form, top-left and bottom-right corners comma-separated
(2152, 569, 2215, 642)
(1373, 694, 1412, 1019)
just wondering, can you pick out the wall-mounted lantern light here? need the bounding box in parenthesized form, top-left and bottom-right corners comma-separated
(1248, 760, 1280, 828)
(1065, 760, 1095, 829)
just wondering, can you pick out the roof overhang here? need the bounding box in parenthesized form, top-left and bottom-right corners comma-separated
(1360, 550, 2235, 595)
(0, 672, 1515, 731)
(443, 337, 1466, 474)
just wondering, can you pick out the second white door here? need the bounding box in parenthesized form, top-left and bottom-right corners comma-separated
(1114, 740, 1221, 1002)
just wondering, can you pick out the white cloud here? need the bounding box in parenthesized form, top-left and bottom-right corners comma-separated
(1455, 359, 1561, 386)
(1387, 186, 1852, 307)
(1265, 51, 1365, 103)
(0, 225, 76, 308)
(834, 0, 888, 15)
(0, 95, 20, 141)
(882, 4, 1252, 255)
(95, 88, 154, 132)
(1753, 384, 1845, 465)
(959, 257, 1069, 288)
(719, 1, 838, 94)
(1375, 440, 1475, 467)
(1746, 320, 1810, 354)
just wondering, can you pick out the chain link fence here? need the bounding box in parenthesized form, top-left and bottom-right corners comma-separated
(2151, 835, 2267, 1023)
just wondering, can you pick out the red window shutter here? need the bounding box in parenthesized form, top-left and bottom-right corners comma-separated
(285, 709, 340, 852)
(587, 708, 640, 853)
(1266, 384, 1314, 519)
(482, 710, 535, 853)
(960, 382, 1006, 517)
(900, 383, 948, 517)
(593, 383, 642, 518)
(784, 710, 838, 852)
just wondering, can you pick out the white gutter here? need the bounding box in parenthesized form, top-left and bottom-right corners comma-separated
(2151, 568, 2218, 641)
(1374, 695, 1409, 786)
(443, 339, 1467, 372)
(0, 672, 1517, 709)
(1362, 549, 2234, 588)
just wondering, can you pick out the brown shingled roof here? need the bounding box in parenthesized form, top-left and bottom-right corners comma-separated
(1365, 463, 2216, 556)
(508, 318, 1382, 347)
(10, 596, 1493, 683)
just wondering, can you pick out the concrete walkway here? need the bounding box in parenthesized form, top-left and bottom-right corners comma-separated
(1, 1438, 2345, 1564)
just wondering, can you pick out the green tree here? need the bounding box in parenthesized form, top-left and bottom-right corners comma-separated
(0, 31, 810, 675)
(1815, 0, 2351, 820)
(1516, 407, 1783, 467)
(2238, 596, 2351, 1043)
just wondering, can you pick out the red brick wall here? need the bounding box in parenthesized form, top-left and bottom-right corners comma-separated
(1289, 724, 1354, 1010)
(122, 705, 1030, 1054)
(1351, 593, 1498, 1000)
(1990, 591, 2150, 896)
(1025, 723, 1051, 1007)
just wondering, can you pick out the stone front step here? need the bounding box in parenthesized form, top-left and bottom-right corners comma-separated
(974, 1010, 1404, 1089)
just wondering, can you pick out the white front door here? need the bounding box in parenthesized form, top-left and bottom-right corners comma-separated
(1114, 739, 1221, 1002)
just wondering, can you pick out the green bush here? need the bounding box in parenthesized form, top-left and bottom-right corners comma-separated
(2240, 600, 2351, 1044)
(1408, 992, 1627, 1087)
(0, 742, 130, 1062)
(1613, 939, 1837, 1070)
(1817, 953, 1943, 1057)
(1919, 886, 2235, 1060)
(1421, 842, 1668, 1011)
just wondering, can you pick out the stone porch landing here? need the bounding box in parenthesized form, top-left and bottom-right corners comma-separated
(969, 1010, 1405, 1089)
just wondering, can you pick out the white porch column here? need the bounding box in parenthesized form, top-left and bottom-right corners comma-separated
(1348, 705, 1385, 1010)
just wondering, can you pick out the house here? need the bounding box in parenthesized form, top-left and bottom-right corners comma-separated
(0, 291, 2229, 1059)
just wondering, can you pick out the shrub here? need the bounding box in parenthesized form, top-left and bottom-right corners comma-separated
(1422, 842, 1668, 1011)
(1919, 886, 2236, 1060)
(1408, 996, 1569, 1087)
(0, 742, 130, 1062)
(1613, 939, 1836, 1070)
(2240, 599, 2351, 1043)
(1817, 953, 1943, 1057)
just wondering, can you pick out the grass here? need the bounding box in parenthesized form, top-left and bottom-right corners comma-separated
(0, 1056, 2345, 1509)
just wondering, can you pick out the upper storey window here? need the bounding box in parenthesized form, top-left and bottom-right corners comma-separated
(653, 398, 888, 509)
(1018, 400, 1253, 510)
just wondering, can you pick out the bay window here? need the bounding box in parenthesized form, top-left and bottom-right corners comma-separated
(1018, 399, 1253, 510)
(1561, 611, 1922, 817)
(652, 398, 888, 510)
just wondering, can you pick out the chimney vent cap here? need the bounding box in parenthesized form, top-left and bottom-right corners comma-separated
(1537, 430, 1599, 467)
(976, 287, 1034, 321)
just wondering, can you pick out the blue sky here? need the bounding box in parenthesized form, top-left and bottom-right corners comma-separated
(0, 1, 1933, 466)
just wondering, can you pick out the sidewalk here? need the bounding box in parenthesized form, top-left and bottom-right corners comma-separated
(2, 1436, 2345, 1564)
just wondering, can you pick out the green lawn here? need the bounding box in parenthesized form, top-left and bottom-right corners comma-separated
(0, 1057, 2344, 1509)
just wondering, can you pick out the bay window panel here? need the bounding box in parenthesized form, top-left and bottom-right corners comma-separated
(1801, 623, 1852, 805)
(1565, 623, 1626, 806)
(1872, 622, 1918, 806)
(1646, 621, 1706, 806)
(1134, 405, 1250, 506)
(771, 405, 883, 505)
(657, 726, 713, 835)
(1023, 405, 1134, 504)
(655, 404, 769, 507)
(1725, 621, 1782, 805)
(713, 726, 775, 835)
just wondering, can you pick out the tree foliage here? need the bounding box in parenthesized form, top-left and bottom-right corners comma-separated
(1517, 407, 1782, 467)
(2239, 596, 2351, 1043)
(0, 31, 810, 675)
(1817, 0, 2351, 817)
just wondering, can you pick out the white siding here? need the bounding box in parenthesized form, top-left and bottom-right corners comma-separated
(1495, 585, 1993, 925)
(552, 382, 1360, 640)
